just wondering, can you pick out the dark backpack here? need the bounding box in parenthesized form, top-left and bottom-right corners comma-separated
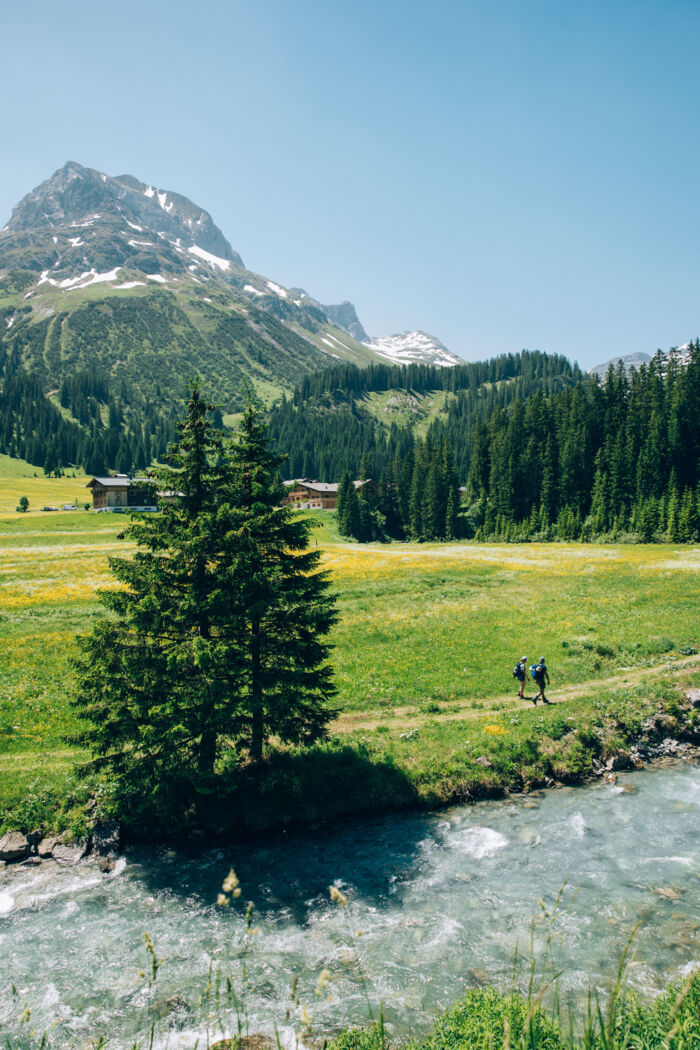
(513, 663, 523, 679)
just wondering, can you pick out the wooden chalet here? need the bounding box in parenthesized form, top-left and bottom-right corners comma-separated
(87, 475, 158, 512)
(281, 478, 376, 510)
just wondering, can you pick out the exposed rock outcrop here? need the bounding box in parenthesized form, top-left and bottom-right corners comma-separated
(0, 832, 30, 862)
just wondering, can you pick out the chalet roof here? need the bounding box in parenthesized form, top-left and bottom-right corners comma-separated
(86, 476, 153, 489)
(304, 482, 339, 493)
(283, 478, 373, 495)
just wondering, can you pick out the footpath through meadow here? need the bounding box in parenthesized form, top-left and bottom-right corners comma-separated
(333, 651, 700, 734)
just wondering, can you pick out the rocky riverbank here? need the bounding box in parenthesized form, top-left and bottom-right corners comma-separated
(1, 688, 698, 864)
(0, 817, 120, 870)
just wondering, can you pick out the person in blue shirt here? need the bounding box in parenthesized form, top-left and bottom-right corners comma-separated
(532, 657, 550, 704)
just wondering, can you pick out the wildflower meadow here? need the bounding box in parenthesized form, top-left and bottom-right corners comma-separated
(1, 503, 699, 830)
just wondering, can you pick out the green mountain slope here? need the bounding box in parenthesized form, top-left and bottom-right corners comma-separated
(0, 162, 381, 416)
(267, 352, 581, 481)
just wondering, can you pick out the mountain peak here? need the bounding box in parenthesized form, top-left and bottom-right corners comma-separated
(321, 301, 368, 343)
(0, 161, 463, 379)
(363, 330, 461, 367)
(3, 162, 241, 267)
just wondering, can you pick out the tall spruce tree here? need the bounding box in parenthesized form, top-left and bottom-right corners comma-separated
(71, 383, 338, 815)
(225, 398, 338, 761)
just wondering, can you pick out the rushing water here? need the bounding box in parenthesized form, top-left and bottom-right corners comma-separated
(1, 760, 698, 1049)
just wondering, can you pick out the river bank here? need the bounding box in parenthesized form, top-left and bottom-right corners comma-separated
(1, 758, 698, 1049)
(1, 685, 699, 857)
(325, 976, 700, 1050)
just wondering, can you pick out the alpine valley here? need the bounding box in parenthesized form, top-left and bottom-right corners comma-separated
(0, 161, 463, 471)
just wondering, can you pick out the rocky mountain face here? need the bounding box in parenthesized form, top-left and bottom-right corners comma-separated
(3, 161, 240, 269)
(321, 301, 368, 343)
(0, 162, 461, 412)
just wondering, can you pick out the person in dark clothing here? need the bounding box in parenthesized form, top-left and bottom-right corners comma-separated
(514, 655, 528, 699)
(532, 657, 550, 704)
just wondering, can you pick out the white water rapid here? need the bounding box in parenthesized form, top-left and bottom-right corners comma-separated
(1, 760, 698, 1049)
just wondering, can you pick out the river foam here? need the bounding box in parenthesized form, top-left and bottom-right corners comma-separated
(0, 760, 698, 1049)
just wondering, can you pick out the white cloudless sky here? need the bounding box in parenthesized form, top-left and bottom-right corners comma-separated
(1, 0, 698, 367)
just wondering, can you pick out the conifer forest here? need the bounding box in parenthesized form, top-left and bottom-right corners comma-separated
(1, 341, 699, 543)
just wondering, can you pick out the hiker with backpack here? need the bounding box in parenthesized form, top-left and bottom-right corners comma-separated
(530, 657, 550, 704)
(512, 655, 528, 699)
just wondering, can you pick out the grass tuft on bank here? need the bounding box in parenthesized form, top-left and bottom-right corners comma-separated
(329, 974, 700, 1050)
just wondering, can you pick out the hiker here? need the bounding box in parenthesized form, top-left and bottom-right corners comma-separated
(513, 655, 528, 699)
(530, 657, 550, 704)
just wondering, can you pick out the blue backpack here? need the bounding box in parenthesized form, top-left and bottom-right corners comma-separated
(530, 664, 539, 680)
(513, 663, 524, 679)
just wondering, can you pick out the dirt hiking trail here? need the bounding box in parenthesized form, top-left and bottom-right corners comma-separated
(333, 652, 700, 734)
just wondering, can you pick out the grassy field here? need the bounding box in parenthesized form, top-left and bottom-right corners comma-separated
(0, 496, 699, 832)
(0, 453, 89, 513)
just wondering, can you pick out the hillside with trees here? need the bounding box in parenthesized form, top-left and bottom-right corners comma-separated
(270, 345, 700, 543)
(267, 351, 579, 481)
(460, 343, 700, 542)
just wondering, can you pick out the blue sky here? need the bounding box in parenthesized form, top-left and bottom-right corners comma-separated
(1, 0, 698, 367)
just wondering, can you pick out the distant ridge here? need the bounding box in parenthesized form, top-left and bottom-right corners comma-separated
(588, 343, 694, 378)
(588, 352, 652, 377)
(363, 330, 461, 368)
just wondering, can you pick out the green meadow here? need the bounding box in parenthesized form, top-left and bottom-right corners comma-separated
(1, 499, 699, 832)
(0, 452, 90, 514)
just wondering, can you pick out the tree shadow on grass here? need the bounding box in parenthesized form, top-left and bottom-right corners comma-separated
(127, 746, 439, 921)
(210, 744, 418, 836)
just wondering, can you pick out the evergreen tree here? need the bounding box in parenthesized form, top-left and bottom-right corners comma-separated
(336, 471, 352, 535)
(71, 384, 338, 817)
(337, 471, 360, 538)
(224, 397, 338, 761)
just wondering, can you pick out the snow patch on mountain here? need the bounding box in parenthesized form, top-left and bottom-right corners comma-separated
(363, 330, 461, 367)
(320, 331, 351, 353)
(37, 267, 122, 291)
(266, 280, 288, 298)
(187, 244, 230, 271)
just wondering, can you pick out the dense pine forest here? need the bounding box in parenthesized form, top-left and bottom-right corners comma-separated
(461, 343, 700, 542)
(0, 345, 178, 475)
(268, 352, 579, 481)
(1, 338, 699, 544)
(270, 345, 700, 543)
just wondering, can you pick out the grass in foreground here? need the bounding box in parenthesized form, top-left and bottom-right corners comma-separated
(0, 503, 699, 833)
(5, 915, 699, 1050)
(329, 975, 700, 1050)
